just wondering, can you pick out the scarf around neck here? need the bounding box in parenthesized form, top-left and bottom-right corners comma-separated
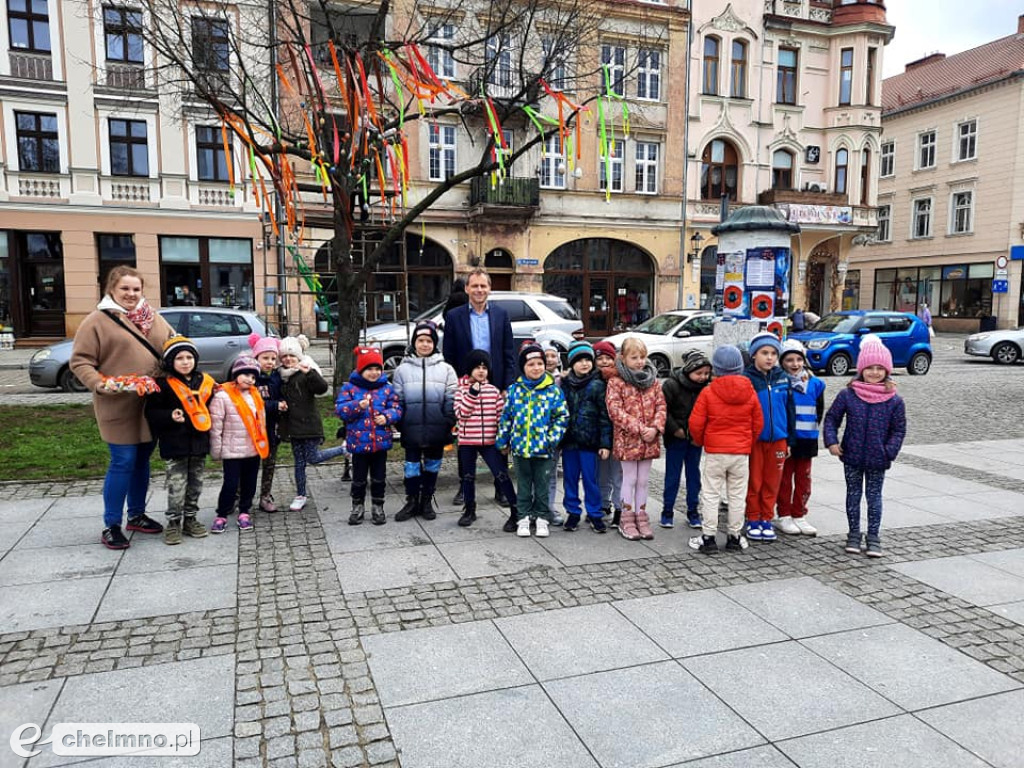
(850, 380, 896, 404)
(787, 372, 808, 394)
(565, 369, 597, 389)
(615, 358, 657, 390)
(98, 294, 155, 336)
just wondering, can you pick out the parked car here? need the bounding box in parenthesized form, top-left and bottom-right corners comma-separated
(605, 311, 716, 377)
(362, 291, 583, 373)
(790, 310, 932, 376)
(29, 307, 278, 392)
(964, 327, 1024, 364)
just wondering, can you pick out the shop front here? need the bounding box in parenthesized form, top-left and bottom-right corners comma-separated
(872, 263, 993, 331)
(0, 230, 66, 338)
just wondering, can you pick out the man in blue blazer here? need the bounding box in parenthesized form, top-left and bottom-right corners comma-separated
(442, 268, 516, 390)
(443, 268, 517, 515)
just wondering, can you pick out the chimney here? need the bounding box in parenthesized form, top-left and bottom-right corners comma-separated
(905, 53, 946, 72)
(1019, 14, 1024, 34)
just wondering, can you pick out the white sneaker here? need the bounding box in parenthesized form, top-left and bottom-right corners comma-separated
(776, 516, 801, 535)
(290, 495, 307, 512)
(516, 517, 532, 537)
(535, 518, 550, 538)
(793, 517, 818, 536)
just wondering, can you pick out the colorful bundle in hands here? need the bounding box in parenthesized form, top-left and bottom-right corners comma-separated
(101, 374, 160, 396)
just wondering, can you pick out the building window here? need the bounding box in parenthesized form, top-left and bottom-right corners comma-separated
(956, 119, 977, 161)
(866, 47, 877, 104)
(772, 149, 793, 189)
(7, 0, 50, 53)
(636, 49, 661, 100)
(103, 6, 143, 63)
(700, 138, 738, 201)
(97, 233, 137, 291)
(835, 148, 849, 195)
(950, 190, 973, 234)
(876, 204, 891, 242)
(427, 124, 456, 181)
(485, 33, 513, 89)
(159, 236, 254, 310)
(196, 125, 229, 181)
(634, 141, 658, 194)
(776, 47, 797, 104)
(109, 118, 149, 177)
(839, 48, 853, 105)
(15, 111, 59, 172)
(599, 138, 623, 193)
(542, 36, 568, 90)
(730, 40, 747, 98)
(859, 148, 871, 204)
(426, 23, 455, 79)
(540, 133, 565, 189)
(918, 130, 936, 169)
(191, 17, 229, 72)
(912, 197, 932, 238)
(703, 37, 720, 95)
(880, 141, 894, 177)
(600, 44, 625, 97)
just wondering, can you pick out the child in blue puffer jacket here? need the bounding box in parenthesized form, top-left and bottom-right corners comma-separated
(335, 346, 402, 526)
(824, 337, 906, 558)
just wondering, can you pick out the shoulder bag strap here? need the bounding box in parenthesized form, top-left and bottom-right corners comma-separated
(102, 310, 162, 362)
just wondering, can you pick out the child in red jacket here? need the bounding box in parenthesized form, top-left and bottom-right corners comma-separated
(688, 345, 763, 555)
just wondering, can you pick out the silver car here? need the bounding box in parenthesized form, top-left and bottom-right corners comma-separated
(362, 291, 583, 373)
(29, 307, 277, 391)
(964, 328, 1024, 364)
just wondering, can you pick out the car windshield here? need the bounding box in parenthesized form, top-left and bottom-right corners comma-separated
(632, 314, 683, 336)
(812, 313, 861, 334)
(539, 299, 579, 320)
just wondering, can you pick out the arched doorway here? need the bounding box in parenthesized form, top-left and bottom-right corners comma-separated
(699, 244, 719, 311)
(542, 239, 655, 335)
(315, 233, 453, 324)
(484, 248, 513, 290)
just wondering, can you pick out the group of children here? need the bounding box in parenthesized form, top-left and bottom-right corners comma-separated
(143, 319, 907, 558)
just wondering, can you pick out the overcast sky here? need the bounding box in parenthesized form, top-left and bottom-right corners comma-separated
(882, 1, 1021, 77)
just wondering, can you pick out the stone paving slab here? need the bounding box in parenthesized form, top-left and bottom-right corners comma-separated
(671, 746, 798, 768)
(386, 685, 598, 768)
(437, 536, 563, 579)
(916, 689, 1024, 768)
(0, 680, 63, 768)
(94, 564, 237, 623)
(17, 515, 110, 550)
(615, 589, 789, 658)
(333, 544, 457, 594)
(970, 548, 1024, 579)
(494, 603, 668, 681)
(988, 600, 1024, 626)
(0, 577, 108, 634)
(719, 577, 894, 639)
(682, 642, 902, 742)
(776, 714, 989, 768)
(800, 623, 1021, 710)
(546, 661, 765, 767)
(892, 555, 1024, 607)
(47, 736, 233, 767)
(0, 546, 119, 588)
(364, 620, 532, 707)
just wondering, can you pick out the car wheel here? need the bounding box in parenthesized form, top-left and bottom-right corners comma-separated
(992, 342, 1020, 365)
(826, 353, 852, 377)
(907, 351, 931, 375)
(60, 367, 88, 393)
(650, 354, 671, 378)
(382, 347, 405, 376)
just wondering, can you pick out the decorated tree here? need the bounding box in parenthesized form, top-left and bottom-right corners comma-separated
(136, 0, 658, 388)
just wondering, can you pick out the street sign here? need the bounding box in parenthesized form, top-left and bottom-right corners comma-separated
(992, 279, 1009, 294)
(996, 255, 1009, 270)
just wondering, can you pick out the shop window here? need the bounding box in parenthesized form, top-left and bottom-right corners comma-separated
(842, 269, 860, 310)
(159, 235, 252, 309)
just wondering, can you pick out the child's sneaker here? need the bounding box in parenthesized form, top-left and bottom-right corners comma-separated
(164, 520, 182, 546)
(610, 507, 622, 529)
(210, 516, 228, 534)
(865, 535, 883, 558)
(698, 535, 718, 555)
(845, 532, 863, 554)
(549, 511, 564, 527)
(794, 517, 817, 536)
(760, 522, 777, 542)
(726, 534, 746, 551)
(659, 514, 674, 529)
(289, 495, 307, 512)
(746, 521, 763, 541)
(516, 517, 532, 537)
(776, 516, 800, 535)
(182, 517, 208, 538)
(589, 515, 607, 534)
(237, 513, 254, 532)
(563, 514, 581, 532)
(686, 510, 702, 529)
(259, 494, 277, 513)
(535, 518, 550, 538)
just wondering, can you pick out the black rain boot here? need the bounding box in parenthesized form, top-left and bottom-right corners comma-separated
(458, 501, 477, 527)
(419, 472, 439, 521)
(348, 502, 365, 526)
(395, 476, 421, 522)
(371, 499, 386, 526)
(503, 505, 519, 533)
(610, 507, 622, 529)
(341, 456, 352, 482)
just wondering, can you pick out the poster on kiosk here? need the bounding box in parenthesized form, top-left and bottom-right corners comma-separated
(716, 246, 791, 336)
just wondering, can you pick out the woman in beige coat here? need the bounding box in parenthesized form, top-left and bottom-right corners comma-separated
(71, 266, 175, 550)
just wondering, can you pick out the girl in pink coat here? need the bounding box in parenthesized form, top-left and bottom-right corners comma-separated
(606, 337, 667, 541)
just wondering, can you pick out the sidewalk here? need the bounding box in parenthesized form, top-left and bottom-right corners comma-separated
(1, 440, 1024, 766)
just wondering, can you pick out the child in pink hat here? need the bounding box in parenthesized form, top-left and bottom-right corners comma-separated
(249, 333, 284, 512)
(823, 337, 907, 558)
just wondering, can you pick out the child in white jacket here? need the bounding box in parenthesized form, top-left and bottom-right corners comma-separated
(209, 356, 270, 533)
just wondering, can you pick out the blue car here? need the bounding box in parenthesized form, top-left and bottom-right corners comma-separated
(790, 310, 932, 376)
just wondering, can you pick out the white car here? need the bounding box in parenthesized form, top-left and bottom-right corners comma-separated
(965, 328, 1024, 364)
(362, 291, 583, 373)
(605, 311, 716, 376)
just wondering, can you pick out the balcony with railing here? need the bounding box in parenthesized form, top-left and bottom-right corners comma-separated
(468, 176, 540, 218)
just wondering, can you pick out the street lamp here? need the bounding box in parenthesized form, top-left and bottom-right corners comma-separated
(688, 231, 705, 263)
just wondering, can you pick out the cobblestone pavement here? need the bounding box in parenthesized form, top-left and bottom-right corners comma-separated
(3, 337, 1024, 766)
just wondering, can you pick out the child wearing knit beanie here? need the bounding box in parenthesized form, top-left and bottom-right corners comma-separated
(248, 333, 285, 513)
(592, 340, 624, 526)
(660, 349, 712, 530)
(823, 338, 907, 557)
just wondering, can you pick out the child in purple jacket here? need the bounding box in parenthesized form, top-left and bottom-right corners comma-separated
(823, 337, 906, 558)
